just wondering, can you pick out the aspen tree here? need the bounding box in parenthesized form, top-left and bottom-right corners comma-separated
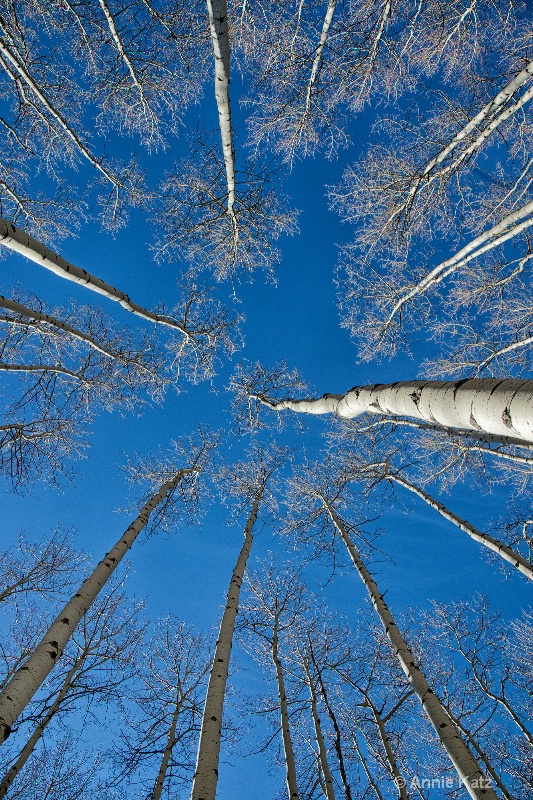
(236, 363, 533, 446)
(340, 458, 533, 579)
(0, 218, 238, 354)
(0, 728, 105, 800)
(114, 618, 209, 799)
(384, 469, 533, 579)
(241, 562, 311, 800)
(421, 598, 533, 798)
(0, 582, 145, 798)
(325, 506, 498, 800)
(191, 445, 286, 800)
(0, 431, 215, 742)
(294, 640, 336, 800)
(285, 471, 499, 800)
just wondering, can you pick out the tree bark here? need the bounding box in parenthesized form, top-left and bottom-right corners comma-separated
(0, 295, 122, 360)
(311, 656, 352, 800)
(301, 657, 335, 800)
(0, 36, 116, 186)
(304, 0, 337, 117)
(0, 468, 189, 743)
(151, 688, 183, 800)
(325, 503, 499, 800)
(0, 652, 84, 797)
(365, 696, 410, 800)
(0, 218, 192, 336)
(273, 620, 299, 800)
(190, 491, 262, 800)
(260, 379, 533, 445)
(205, 0, 237, 237)
(387, 472, 533, 580)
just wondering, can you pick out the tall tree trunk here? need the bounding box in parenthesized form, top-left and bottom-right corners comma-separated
(301, 657, 335, 800)
(190, 491, 262, 800)
(303, 0, 337, 117)
(365, 695, 410, 800)
(273, 620, 300, 800)
(444, 704, 513, 800)
(386, 472, 533, 579)
(260, 379, 533, 445)
(151, 688, 183, 800)
(390, 58, 533, 229)
(0, 295, 123, 360)
(0, 218, 192, 336)
(0, 468, 190, 743)
(0, 36, 116, 187)
(0, 651, 84, 797)
(205, 0, 237, 244)
(351, 730, 384, 800)
(311, 656, 352, 800)
(324, 503, 499, 800)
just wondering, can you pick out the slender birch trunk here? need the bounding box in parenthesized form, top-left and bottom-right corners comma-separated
(0, 652, 84, 797)
(151, 688, 183, 800)
(273, 620, 300, 800)
(388, 59, 533, 227)
(190, 491, 262, 800)
(386, 472, 533, 580)
(259, 379, 533, 445)
(386, 201, 533, 324)
(444, 705, 513, 800)
(0, 295, 122, 360)
(324, 503, 499, 800)
(365, 696, 410, 800)
(301, 657, 335, 800)
(206, 0, 237, 245)
(0, 37, 116, 187)
(0, 218, 192, 336)
(0, 468, 189, 743)
(351, 731, 384, 800)
(303, 0, 337, 117)
(311, 660, 352, 800)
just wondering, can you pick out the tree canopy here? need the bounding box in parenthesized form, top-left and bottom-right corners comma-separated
(1, 1, 532, 798)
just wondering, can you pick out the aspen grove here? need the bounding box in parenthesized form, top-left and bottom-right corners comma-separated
(1, 1, 533, 798)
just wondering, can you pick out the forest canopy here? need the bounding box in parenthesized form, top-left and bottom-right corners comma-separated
(0, 1, 533, 798)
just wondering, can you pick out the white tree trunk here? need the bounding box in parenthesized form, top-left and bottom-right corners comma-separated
(0, 469, 189, 743)
(388, 59, 533, 227)
(273, 622, 300, 800)
(206, 0, 237, 235)
(0, 652, 84, 797)
(301, 658, 335, 800)
(304, 0, 337, 116)
(325, 503, 499, 800)
(312, 661, 353, 800)
(0, 295, 119, 359)
(265, 379, 533, 445)
(0, 36, 116, 186)
(0, 218, 191, 336)
(190, 492, 261, 800)
(366, 698, 409, 800)
(387, 472, 533, 580)
(151, 690, 183, 800)
(386, 201, 533, 323)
